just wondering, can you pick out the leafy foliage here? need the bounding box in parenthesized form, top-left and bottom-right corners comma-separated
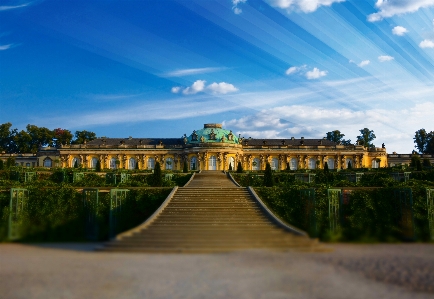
(263, 162, 274, 187)
(326, 130, 351, 145)
(414, 129, 434, 154)
(356, 128, 376, 147)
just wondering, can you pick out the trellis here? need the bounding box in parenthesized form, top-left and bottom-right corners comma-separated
(394, 188, 415, 241)
(83, 189, 99, 241)
(164, 173, 173, 181)
(295, 173, 316, 183)
(355, 173, 364, 183)
(109, 189, 129, 238)
(73, 172, 84, 183)
(24, 172, 36, 183)
(299, 188, 316, 237)
(8, 188, 29, 240)
(427, 189, 434, 241)
(106, 173, 117, 185)
(120, 173, 131, 183)
(328, 189, 341, 233)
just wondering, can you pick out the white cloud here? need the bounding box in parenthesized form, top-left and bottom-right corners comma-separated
(206, 82, 238, 94)
(163, 67, 226, 77)
(357, 60, 370, 67)
(368, 0, 434, 22)
(392, 25, 408, 36)
(305, 67, 327, 79)
(0, 3, 30, 11)
(232, 0, 247, 14)
(419, 39, 434, 48)
(182, 80, 206, 95)
(378, 55, 394, 62)
(265, 0, 345, 13)
(172, 80, 238, 95)
(171, 87, 181, 94)
(0, 44, 13, 50)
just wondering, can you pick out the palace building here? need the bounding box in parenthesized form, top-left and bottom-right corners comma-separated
(37, 123, 387, 171)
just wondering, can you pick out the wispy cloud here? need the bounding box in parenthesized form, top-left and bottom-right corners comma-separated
(368, 0, 434, 22)
(265, 0, 346, 13)
(378, 55, 394, 62)
(305, 67, 327, 79)
(0, 44, 14, 50)
(232, 0, 247, 14)
(419, 39, 434, 48)
(392, 26, 408, 36)
(87, 93, 146, 101)
(172, 80, 238, 95)
(163, 67, 226, 77)
(0, 2, 30, 11)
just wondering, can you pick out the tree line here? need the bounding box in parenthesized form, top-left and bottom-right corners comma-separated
(325, 128, 377, 147)
(0, 123, 96, 154)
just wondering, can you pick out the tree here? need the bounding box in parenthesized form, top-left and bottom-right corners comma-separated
(53, 128, 73, 147)
(74, 160, 79, 168)
(228, 163, 232, 171)
(0, 159, 3, 170)
(414, 129, 434, 154)
(325, 130, 351, 145)
(356, 128, 376, 148)
(183, 161, 188, 173)
(72, 130, 96, 144)
(0, 122, 18, 153)
(324, 161, 329, 172)
(422, 158, 432, 167)
(410, 155, 422, 171)
(263, 162, 274, 187)
(347, 161, 352, 169)
(95, 160, 101, 172)
(152, 162, 162, 187)
(6, 157, 15, 168)
(236, 161, 243, 173)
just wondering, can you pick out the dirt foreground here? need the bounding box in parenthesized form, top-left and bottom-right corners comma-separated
(0, 243, 433, 299)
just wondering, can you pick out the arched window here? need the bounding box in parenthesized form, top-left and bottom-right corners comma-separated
(72, 157, 80, 168)
(290, 158, 298, 170)
(308, 158, 316, 169)
(252, 158, 260, 171)
(327, 158, 335, 170)
(190, 157, 197, 170)
(208, 156, 216, 170)
(91, 157, 98, 169)
(346, 158, 353, 169)
(271, 158, 278, 170)
(165, 158, 173, 170)
(26, 163, 30, 167)
(128, 158, 136, 170)
(110, 158, 117, 169)
(147, 158, 155, 170)
(229, 157, 235, 170)
(372, 159, 379, 169)
(43, 158, 52, 168)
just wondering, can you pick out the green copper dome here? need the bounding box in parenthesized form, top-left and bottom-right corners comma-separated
(187, 124, 239, 144)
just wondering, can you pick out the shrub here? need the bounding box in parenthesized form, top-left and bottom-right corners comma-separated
(236, 162, 243, 173)
(263, 162, 274, 187)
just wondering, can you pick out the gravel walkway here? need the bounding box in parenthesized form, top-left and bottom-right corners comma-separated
(0, 243, 433, 299)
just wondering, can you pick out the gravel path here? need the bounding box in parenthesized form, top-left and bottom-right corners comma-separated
(0, 243, 433, 299)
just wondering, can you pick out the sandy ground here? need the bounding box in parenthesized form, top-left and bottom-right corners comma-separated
(0, 243, 433, 299)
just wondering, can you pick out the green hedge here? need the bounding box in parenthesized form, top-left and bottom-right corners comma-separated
(0, 185, 172, 242)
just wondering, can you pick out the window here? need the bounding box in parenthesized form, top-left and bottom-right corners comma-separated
(308, 158, 316, 169)
(372, 159, 379, 169)
(129, 158, 136, 170)
(327, 158, 335, 170)
(72, 158, 80, 168)
(229, 157, 235, 170)
(252, 158, 260, 171)
(271, 158, 278, 170)
(91, 157, 98, 169)
(191, 157, 197, 170)
(44, 159, 52, 168)
(110, 158, 117, 169)
(346, 158, 353, 169)
(290, 158, 298, 170)
(26, 163, 30, 167)
(208, 156, 216, 170)
(165, 158, 173, 170)
(147, 158, 155, 170)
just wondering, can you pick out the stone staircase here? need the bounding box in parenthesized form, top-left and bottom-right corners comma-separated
(100, 171, 324, 253)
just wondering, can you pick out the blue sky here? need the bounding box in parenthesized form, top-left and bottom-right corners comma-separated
(1, 0, 434, 153)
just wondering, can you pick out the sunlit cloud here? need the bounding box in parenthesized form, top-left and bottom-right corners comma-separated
(378, 55, 394, 62)
(419, 39, 434, 48)
(265, 0, 346, 13)
(163, 67, 226, 77)
(368, 0, 434, 22)
(0, 44, 14, 50)
(392, 26, 408, 36)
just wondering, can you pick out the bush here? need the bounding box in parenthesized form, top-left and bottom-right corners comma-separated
(263, 162, 274, 187)
(237, 162, 243, 173)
